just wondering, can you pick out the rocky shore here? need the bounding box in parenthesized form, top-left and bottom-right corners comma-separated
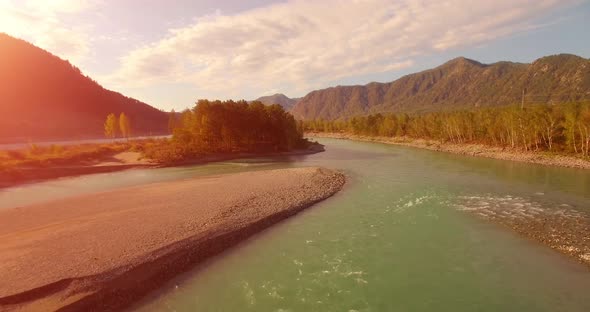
(0, 167, 345, 311)
(455, 195, 590, 268)
(308, 133, 590, 268)
(308, 133, 590, 170)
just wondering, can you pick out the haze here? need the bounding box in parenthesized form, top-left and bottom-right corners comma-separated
(1, 0, 589, 111)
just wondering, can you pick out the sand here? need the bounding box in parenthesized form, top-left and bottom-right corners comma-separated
(93, 151, 154, 166)
(0, 167, 345, 311)
(0, 146, 325, 189)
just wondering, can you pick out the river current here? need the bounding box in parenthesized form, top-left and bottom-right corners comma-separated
(1, 139, 589, 311)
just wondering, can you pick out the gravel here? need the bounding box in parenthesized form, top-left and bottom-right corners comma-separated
(0, 167, 345, 311)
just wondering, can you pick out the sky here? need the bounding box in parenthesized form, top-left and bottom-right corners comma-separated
(1, 0, 589, 111)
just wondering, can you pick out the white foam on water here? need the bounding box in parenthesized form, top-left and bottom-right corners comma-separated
(342, 271, 364, 277)
(455, 195, 548, 220)
(454, 194, 588, 240)
(391, 193, 435, 213)
(355, 278, 368, 284)
(241, 281, 256, 305)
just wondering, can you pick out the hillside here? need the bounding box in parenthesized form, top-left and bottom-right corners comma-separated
(0, 33, 168, 142)
(254, 93, 300, 111)
(291, 54, 590, 120)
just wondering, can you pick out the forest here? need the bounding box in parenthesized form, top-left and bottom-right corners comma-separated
(0, 33, 168, 141)
(303, 102, 590, 157)
(144, 100, 306, 162)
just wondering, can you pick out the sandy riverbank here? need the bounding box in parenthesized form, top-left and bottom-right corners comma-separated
(0, 167, 345, 311)
(0, 145, 325, 189)
(307, 133, 590, 170)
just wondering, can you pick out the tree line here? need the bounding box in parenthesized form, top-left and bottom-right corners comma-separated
(146, 100, 305, 162)
(104, 113, 132, 139)
(303, 102, 590, 157)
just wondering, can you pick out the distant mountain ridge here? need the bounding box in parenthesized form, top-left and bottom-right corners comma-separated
(0, 33, 168, 142)
(290, 54, 590, 120)
(254, 93, 300, 111)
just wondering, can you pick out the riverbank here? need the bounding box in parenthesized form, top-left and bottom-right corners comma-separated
(307, 132, 590, 170)
(308, 133, 590, 268)
(0, 167, 346, 311)
(0, 144, 325, 189)
(455, 195, 590, 268)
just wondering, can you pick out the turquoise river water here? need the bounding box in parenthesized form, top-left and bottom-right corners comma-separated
(1, 139, 589, 311)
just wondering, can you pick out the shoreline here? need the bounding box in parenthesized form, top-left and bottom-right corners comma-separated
(455, 195, 590, 269)
(307, 132, 590, 170)
(0, 145, 325, 189)
(0, 167, 346, 311)
(308, 133, 590, 268)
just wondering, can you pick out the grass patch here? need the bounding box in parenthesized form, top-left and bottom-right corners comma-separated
(0, 142, 133, 170)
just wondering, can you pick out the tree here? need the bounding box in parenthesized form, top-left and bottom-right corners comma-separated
(104, 113, 118, 139)
(119, 112, 131, 138)
(164, 100, 305, 157)
(168, 109, 178, 134)
(301, 101, 590, 156)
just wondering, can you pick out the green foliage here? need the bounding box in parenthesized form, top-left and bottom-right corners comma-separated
(145, 100, 306, 163)
(304, 102, 590, 157)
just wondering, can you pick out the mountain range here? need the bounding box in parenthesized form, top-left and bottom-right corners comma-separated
(290, 54, 590, 120)
(2, 31, 589, 142)
(254, 93, 300, 111)
(0, 33, 168, 142)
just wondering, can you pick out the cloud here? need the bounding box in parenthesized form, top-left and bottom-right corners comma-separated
(0, 0, 99, 64)
(104, 0, 577, 99)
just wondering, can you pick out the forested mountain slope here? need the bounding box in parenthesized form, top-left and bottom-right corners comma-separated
(0, 33, 167, 142)
(254, 93, 300, 111)
(291, 54, 590, 120)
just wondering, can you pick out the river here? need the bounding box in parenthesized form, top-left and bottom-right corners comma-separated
(1, 138, 589, 311)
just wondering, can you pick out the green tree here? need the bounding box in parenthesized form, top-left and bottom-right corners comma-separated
(301, 101, 590, 156)
(119, 112, 131, 138)
(104, 113, 118, 139)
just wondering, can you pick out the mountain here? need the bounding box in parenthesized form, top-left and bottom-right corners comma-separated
(0, 33, 168, 142)
(291, 54, 590, 120)
(254, 93, 300, 111)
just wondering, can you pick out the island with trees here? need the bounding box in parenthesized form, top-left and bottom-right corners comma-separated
(141, 99, 312, 163)
(0, 100, 321, 187)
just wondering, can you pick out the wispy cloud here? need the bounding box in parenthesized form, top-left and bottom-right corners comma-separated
(0, 0, 100, 64)
(104, 0, 577, 99)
